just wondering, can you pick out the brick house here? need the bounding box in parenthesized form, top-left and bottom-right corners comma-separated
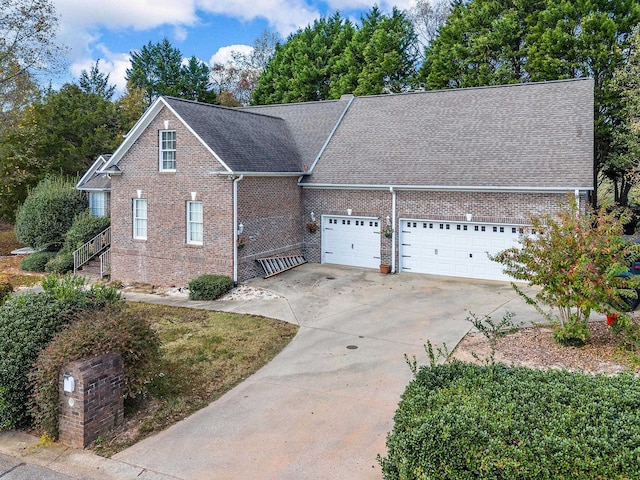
(81, 78, 593, 285)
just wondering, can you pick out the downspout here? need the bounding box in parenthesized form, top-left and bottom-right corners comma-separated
(233, 175, 244, 286)
(390, 186, 397, 273)
(574, 189, 580, 212)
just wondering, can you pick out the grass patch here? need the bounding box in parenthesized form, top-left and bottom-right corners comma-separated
(0, 256, 43, 288)
(93, 302, 298, 456)
(380, 361, 640, 479)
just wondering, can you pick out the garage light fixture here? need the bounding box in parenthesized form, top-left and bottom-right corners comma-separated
(310, 211, 316, 222)
(347, 208, 352, 215)
(237, 223, 244, 235)
(385, 215, 391, 225)
(466, 214, 473, 222)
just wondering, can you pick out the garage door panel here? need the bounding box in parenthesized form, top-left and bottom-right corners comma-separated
(322, 217, 380, 269)
(400, 220, 519, 281)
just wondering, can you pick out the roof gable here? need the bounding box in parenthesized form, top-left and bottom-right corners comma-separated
(76, 154, 112, 191)
(303, 78, 594, 190)
(103, 97, 305, 175)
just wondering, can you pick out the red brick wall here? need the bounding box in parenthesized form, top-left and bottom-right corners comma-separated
(58, 353, 123, 449)
(237, 176, 303, 280)
(109, 106, 304, 285)
(110, 106, 234, 286)
(303, 188, 580, 265)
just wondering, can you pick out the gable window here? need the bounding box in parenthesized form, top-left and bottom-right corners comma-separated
(133, 198, 147, 239)
(187, 201, 203, 244)
(89, 192, 106, 217)
(159, 130, 176, 171)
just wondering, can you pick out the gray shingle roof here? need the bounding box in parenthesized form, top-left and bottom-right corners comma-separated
(303, 78, 594, 189)
(241, 96, 352, 170)
(164, 97, 304, 173)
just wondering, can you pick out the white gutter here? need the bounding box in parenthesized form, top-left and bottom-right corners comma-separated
(212, 171, 307, 177)
(574, 189, 581, 211)
(300, 183, 594, 193)
(390, 186, 397, 273)
(232, 175, 244, 286)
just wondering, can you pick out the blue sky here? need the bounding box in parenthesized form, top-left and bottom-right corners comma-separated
(50, 0, 417, 96)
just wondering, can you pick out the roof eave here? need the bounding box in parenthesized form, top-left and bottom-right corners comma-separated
(299, 183, 594, 193)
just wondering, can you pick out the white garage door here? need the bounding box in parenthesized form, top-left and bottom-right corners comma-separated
(322, 216, 381, 269)
(400, 220, 522, 281)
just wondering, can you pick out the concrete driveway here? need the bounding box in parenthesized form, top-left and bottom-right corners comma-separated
(113, 264, 538, 480)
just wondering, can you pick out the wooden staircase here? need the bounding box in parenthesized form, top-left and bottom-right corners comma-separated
(257, 255, 306, 278)
(76, 257, 102, 279)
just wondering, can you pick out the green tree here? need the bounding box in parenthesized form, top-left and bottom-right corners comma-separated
(253, 13, 354, 104)
(0, 63, 123, 221)
(126, 38, 183, 104)
(604, 27, 640, 206)
(78, 59, 116, 99)
(491, 197, 640, 345)
(252, 7, 420, 104)
(420, 0, 640, 207)
(181, 55, 216, 103)
(126, 39, 216, 105)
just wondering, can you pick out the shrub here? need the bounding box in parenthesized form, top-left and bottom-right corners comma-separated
(14, 176, 86, 251)
(20, 251, 56, 272)
(29, 305, 161, 438)
(380, 362, 640, 479)
(44, 252, 74, 274)
(0, 281, 122, 429)
(553, 317, 591, 346)
(0, 281, 12, 305)
(491, 195, 640, 345)
(188, 274, 234, 300)
(62, 211, 110, 253)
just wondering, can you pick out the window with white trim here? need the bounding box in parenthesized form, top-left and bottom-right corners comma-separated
(159, 130, 176, 171)
(133, 198, 147, 239)
(186, 201, 203, 244)
(89, 192, 106, 217)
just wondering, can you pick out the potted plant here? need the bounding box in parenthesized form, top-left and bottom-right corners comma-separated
(307, 221, 319, 233)
(383, 225, 393, 238)
(237, 235, 246, 250)
(380, 263, 391, 274)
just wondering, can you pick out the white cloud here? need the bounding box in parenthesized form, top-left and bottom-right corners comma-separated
(209, 45, 254, 66)
(69, 45, 132, 97)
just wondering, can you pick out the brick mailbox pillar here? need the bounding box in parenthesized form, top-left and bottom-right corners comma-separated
(58, 353, 124, 448)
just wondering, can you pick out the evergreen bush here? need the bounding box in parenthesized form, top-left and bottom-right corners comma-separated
(14, 176, 86, 251)
(0, 277, 122, 429)
(380, 361, 640, 479)
(44, 252, 74, 274)
(20, 251, 56, 272)
(0, 281, 12, 305)
(62, 211, 110, 253)
(188, 274, 234, 300)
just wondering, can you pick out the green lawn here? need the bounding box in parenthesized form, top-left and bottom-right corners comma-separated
(94, 302, 298, 456)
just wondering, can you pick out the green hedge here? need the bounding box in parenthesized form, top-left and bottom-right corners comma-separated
(380, 361, 640, 479)
(62, 211, 110, 253)
(20, 251, 56, 272)
(188, 274, 234, 301)
(45, 252, 74, 274)
(0, 275, 122, 429)
(0, 282, 12, 305)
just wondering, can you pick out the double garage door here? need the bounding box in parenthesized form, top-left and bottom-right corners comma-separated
(321, 216, 520, 281)
(400, 220, 521, 281)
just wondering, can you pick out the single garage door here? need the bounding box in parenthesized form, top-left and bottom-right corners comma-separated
(400, 220, 522, 281)
(322, 216, 381, 269)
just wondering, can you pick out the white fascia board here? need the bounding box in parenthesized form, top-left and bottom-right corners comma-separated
(100, 97, 233, 174)
(76, 154, 108, 189)
(299, 183, 594, 193)
(77, 187, 111, 192)
(212, 171, 307, 177)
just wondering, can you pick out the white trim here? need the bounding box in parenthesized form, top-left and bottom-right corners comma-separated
(132, 198, 148, 240)
(159, 129, 177, 172)
(76, 154, 108, 189)
(212, 171, 307, 177)
(300, 183, 593, 193)
(186, 200, 203, 245)
(100, 97, 233, 174)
